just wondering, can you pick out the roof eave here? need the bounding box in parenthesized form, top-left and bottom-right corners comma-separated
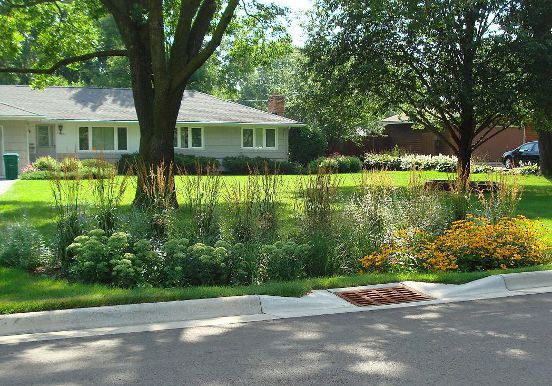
(43, 118, 304, 126)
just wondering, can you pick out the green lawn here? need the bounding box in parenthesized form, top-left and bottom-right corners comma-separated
(2, 264, 552, 314)
(2, 171, 552, 240)
(1, 171, 551, 314)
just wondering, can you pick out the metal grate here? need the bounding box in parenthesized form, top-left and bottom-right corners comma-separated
(336, 285, 433, 307)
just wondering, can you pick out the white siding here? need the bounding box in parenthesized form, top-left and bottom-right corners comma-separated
(0, 119, 291, 174)
(0, 120, 30, 175)
(175, 126, 289, 161)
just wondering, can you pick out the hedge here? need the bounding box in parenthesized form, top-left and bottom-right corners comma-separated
(309, 155, 363, 173)
(117, 153, 220, 175)
(222, 156, 303, 175)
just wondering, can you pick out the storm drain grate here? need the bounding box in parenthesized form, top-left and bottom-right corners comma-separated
(336, 285, 433, 307)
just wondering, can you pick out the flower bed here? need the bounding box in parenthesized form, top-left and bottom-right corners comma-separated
(361, 216, 550, 273)
(20, 156, 116, 180)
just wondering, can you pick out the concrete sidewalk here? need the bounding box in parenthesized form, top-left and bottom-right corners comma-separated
(1, 270, 552, 344)
(0, 179, 15, 196)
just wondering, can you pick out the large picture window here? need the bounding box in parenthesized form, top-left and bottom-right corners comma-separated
(92, 127, 114, 150)
(174, 127, 203, 149)
(242, 127, 278, 149)
(78, 126, 128, 152)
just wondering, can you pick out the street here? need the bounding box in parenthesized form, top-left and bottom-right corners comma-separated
(1, 293, 551, 385)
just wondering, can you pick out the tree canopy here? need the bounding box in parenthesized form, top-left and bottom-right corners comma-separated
(306, 0, 525, 183)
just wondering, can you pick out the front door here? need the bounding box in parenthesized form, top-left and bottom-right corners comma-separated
(35, 124, 56, 160)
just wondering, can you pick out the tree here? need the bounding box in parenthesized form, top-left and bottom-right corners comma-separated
(306, 0, 524, 186)
(506, 0, 552, 176)
(0, 0, 241, 205)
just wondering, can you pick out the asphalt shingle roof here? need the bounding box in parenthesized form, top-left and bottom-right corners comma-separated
(0, 102, 43, 117)
(0, 85, 298, 125)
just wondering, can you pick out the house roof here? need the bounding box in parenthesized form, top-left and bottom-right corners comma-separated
(381, 113, 411, 124)
(0, 102, 43, 118)
(0, 85, 299, 125)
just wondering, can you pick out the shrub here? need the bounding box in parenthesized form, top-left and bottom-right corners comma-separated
(33, 156, 59, 171)
(509, 164, 541, 175)
(117, 153, 140, 174)
(20, 157, 116, 180)
(174, 154, 220, 174)
(309, 155, 363, 173)
(288, 126, 327, 165)
(256, 241, 309, 283)
(118, 153, 220, 175)
(59, 157, 82, 172)
(67, 229, 158, 287)
(19, 170, 51, 180)
(0, 219, 49, 270)
(361, 216, 551, 273)
(162, 239, 235, 286)
(222, 156, 302, 175)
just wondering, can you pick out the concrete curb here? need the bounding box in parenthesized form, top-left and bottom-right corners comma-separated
(501, 270, 552, 291)
(1, 270, 552, 341)
(0, 295, 262, 336)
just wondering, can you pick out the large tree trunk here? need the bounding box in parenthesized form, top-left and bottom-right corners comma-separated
(124, 41, 184, 207)
(539, 130, 552, 177)
(456, 142, 472, 191)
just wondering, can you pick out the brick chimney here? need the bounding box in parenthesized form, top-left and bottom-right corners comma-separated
(268, 95, 285, 116)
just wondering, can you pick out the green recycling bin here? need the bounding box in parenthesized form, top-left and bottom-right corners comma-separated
(3, 153, 19, 180)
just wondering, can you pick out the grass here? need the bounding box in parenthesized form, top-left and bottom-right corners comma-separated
(2, 171, 551, 240)
(1, 171, 551, 314)
(2, 264, 552, 315)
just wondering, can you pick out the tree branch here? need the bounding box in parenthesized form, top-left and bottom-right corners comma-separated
(0, 49, 127, 74)
(171, 0, 239, 89)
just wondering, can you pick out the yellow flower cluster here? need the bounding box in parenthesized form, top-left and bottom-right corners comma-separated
(360, 216, 550, 273)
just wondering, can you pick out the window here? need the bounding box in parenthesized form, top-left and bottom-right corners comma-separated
(519, 143, 533, 152)
(191, 127, 202, 148)
(37, 125, 52, 147)
(79, 126, 127, 152)
(242, 128, 278, 149)
(242, 128, 254, 148)
(79, 127, 89, 150)
(92, 127, 115, 150)
(265, 129, 276, 148)
(174, 127, 202, 148)
(117, 127, 127, 151)
(180, 127, 189, 148)
(255, 128, 263, 147)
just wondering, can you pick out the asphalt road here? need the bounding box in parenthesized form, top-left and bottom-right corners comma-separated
(1, 293, 552, 386)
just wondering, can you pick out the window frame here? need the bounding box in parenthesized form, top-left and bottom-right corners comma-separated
(78, 125, 129, 153)
(174, 126, 204, 149)
(36, 124, 54, 148)
(241, 127, 278, 150)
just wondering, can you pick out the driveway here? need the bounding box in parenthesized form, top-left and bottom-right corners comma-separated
(1, 293, 551, 385)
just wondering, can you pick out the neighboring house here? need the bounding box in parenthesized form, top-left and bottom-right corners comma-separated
(0, 86, 301, 177)
(336, 113, 538, 162)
